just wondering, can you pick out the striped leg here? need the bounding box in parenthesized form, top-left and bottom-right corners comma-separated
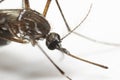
(43, 0, 51, 17)
(22, 0, 30, 9)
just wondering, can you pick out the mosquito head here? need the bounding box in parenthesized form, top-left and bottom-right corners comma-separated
(46, 32, 61, 50)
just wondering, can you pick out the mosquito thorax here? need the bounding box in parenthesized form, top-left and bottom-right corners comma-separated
(46, 32, 61, 50)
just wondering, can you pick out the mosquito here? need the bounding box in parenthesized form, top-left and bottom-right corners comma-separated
(1, 0, 117, 80)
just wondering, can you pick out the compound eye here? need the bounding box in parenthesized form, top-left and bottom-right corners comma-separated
(46, 33, 61, 50)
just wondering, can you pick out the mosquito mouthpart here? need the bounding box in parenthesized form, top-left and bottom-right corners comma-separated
(57, 47, 108, 69)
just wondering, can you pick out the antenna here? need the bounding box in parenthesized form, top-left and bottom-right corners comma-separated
(61, 4, 92, 40)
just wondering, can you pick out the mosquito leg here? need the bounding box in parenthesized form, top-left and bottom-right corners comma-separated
(55, 1, 120, 47)
(22, 0, 30, 9)
(36, 43, 72, 80)
(55, 0, 71, 31)
(43, 0, 51, 17)
(55, 0, 91, 35)
(60, 4, 92, 40)
(73, 32, 120, 46)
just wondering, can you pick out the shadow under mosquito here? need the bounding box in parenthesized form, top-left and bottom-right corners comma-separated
(0, 51, 71, 79)
(0, 47, 111, 80)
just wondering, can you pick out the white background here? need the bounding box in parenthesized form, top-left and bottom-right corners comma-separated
(0, 0, 120, 80)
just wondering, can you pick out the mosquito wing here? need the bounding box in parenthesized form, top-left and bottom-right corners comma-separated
(0, 9, 22, 21)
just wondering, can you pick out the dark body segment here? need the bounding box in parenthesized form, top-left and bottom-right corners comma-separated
(0, 9, 51, 46)
(20, 10, 51, 38)
(0, 10, 20, 46)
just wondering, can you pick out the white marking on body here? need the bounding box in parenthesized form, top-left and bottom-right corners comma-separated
(18, 10, 26, 21)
